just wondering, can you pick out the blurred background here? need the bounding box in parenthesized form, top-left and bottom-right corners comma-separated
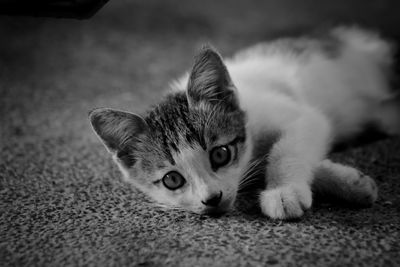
(1, 0, 400, 142)
(1, 1, 400, 266)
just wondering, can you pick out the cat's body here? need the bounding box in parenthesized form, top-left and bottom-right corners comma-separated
(90, 26, 400, 219)
(176, 27, 399, 142)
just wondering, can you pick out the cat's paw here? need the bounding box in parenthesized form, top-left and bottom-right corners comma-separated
(314, 160, 378, 207)
(260, 184, 312, 220)
(347, 171, 378, 206)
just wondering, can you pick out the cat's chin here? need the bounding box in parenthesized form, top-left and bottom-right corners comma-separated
(202, 209, 227, 217)
(200, 198, 234, 216)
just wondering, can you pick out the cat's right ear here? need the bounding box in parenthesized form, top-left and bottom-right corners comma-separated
(88, 108, 147, 155)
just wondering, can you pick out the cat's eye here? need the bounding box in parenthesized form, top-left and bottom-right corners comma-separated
(210, 145, 231, 169)
(162, 171, 186, 190)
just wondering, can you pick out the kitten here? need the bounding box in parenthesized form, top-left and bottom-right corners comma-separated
(89, 26, 400, 219)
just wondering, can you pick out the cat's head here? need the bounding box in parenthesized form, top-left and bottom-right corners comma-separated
(89, 46, 253, 215)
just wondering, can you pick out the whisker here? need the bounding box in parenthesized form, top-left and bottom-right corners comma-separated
(240, 159, 263, 180)
(241, 164, 264, 179)
(241, 168, 263, 181)
(151, 201, 187, 212)
(239, 173, 261, 187)
(239, 175, 262, 189)
(240, 160, 260, 178)
(238, 155, 268, 192)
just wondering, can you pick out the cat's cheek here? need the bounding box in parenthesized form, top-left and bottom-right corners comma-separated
(114, 162, 150, 192)
(146, 185, 193, 210)
(148, 188, 179, 207)
(180, 197, 202, 212)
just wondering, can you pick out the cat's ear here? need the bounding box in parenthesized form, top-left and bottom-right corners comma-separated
(89, 108, 147, 155)
(187, 45, 238, 109)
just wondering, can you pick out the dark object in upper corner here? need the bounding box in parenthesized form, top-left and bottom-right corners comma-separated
(0, 0, 109, 19)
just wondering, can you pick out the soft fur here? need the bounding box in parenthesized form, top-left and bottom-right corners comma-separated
(89, 26, 400, 219)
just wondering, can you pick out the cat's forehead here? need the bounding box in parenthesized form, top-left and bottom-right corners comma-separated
(145, 92, 207, 152)
(139, 91, 246, 165)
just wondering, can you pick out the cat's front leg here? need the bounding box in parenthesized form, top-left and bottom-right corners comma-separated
(260, 108, 332, 219)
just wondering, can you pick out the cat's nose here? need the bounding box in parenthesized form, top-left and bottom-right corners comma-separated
(201, 191, 223, 207)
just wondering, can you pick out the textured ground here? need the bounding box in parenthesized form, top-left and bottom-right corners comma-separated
(1, 0, 400, 266)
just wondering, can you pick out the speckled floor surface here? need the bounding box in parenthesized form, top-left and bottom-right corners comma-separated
(1, 1, 400, 266)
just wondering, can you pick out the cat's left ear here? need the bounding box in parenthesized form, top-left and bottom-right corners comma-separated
(187, 45, 239, 109)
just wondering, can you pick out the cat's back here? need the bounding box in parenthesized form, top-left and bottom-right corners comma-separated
(225, 27, 395, 136)
(173, 27, 395, 137)
(228, 26, 393, 101)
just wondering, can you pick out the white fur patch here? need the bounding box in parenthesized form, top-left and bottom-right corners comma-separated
(175, 26, 396, 142)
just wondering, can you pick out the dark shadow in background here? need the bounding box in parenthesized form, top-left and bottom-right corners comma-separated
(0, 0, 109, 19)
(1, 0, 400, 84)
(2, 0, 400, 147)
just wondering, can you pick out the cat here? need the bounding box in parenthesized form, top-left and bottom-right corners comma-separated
(89, 26, 400, 219)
